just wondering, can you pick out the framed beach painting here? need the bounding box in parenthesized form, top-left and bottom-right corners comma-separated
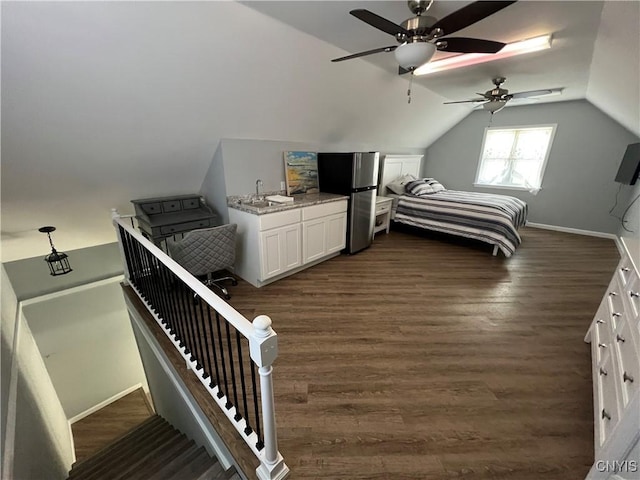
(283, 151, 319, 195)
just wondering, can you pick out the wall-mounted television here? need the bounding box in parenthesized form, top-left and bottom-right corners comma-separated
(615, 142, 640, 185)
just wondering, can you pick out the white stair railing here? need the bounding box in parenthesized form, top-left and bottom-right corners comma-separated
(112, 210, 289, 480)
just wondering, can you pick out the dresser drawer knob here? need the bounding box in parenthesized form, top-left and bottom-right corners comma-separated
(623, 372, 634, 383)
(612, 312, 621, 318)
(616, 334, 626, 343)
(631, 291, 640, 298)
(621, 267, 630, 272)
(609, 291, 618, 296)
(601, 409, 611, 421)
(600, 367, 608, 376)
(598, 343, 607, 348)
(596, 319, 605, 324)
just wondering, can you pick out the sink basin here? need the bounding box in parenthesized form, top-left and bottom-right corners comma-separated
(240, 198, 275, 208)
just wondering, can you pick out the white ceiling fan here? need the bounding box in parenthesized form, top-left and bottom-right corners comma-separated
(444, 76, 563, 113)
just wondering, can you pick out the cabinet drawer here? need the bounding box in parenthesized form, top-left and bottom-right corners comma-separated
(626, 275, 640, 318)
(615, 320, 639, 406)
(595, 314, 613, 364)
(618, 257, 635, 286)
(259, 209, 301, 231)
(162, 200, 182, 212)
(140, 202, 162, 215)
(597, 353, 621, 448)
(182, 198, 200, 210)
(302, 200, 348, 221)
(160, 219, 212, 235)
(376, 204, 391, 215)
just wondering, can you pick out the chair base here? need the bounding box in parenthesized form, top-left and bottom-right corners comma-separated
(203, 275, 238, 300)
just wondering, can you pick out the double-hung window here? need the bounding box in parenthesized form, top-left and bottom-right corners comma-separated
(475, 124, 556, 192)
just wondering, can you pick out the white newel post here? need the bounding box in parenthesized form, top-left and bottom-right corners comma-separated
(111, 209, 131, 286)
(250, 315, 290, 480)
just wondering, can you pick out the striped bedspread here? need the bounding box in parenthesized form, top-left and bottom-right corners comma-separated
(394, 190, 528, 257)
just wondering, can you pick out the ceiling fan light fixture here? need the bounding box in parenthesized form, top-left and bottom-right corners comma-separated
(483, 99, 508, 113)
(414, 34, 553, 76)
(394, 42, 437, 70)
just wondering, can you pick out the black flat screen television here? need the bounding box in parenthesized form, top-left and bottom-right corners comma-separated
(615, 142, 640, 185)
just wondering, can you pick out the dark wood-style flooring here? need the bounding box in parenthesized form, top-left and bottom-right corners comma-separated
(226, 226, 619, 480)
(126, 226, 620, 480)
(71, 388, 154, 462)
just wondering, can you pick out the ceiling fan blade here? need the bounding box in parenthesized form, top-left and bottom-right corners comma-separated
(444, 99, 487, 104)
(510, 89, 558, 98)
(437, 37, 506, 54)
(398, 66, 411, 75)
(350, 9, 409, 37)
(331, 45, 397, 63)
(431, 1, 517, 36)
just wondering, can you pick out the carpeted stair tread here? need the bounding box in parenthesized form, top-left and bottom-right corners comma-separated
(69, 415, 164, 476)
(127, 433, 193, 480)
(67, 415, 236, 480)
(75, 420, 174, 480)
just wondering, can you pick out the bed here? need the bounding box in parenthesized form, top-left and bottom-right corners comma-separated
(380, 155, 528, 257)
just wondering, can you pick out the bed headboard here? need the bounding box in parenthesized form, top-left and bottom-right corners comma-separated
(380, 155, 423, 195)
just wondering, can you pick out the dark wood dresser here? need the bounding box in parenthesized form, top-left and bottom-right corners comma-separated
(131, 194, 218, 247)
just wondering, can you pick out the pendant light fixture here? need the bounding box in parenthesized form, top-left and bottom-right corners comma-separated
(38, 226, 72, 276)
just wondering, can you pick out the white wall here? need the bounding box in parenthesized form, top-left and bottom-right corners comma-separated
(22, 280, 148, 419)
(1, 1, 467, 262)
(1, 266, 74, 479)
(424, 99, 640, 234)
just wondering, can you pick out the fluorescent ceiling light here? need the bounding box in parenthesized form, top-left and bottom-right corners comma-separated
(414, 34, 552, 76)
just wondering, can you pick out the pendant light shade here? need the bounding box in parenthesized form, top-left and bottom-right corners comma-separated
(394, 42, 437, 70)
(39, 226, 72, 276)
(483, 100, 507, 113)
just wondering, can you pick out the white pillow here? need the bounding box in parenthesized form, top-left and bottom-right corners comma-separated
(386, 174, 417, 195)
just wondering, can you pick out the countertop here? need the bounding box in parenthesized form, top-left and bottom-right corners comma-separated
(227, 192, 348, 215)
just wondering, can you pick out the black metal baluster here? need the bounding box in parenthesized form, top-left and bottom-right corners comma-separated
(178, 281, 197, 361)
(118, 227, 136, 280)
(215, 311, 231, 406)
(143, 250, 162, 318)
(235, 331, 252, 435)
(157, 263, 175, 336)
(164, 267, 185, 347)
(126, 232, 142, 287)
(225, 322, 241, 419)
(196, 296, 213, 381)
(206, 306, 222, 389)
(250, 362, 264, 450)
(185, 287, 204, 370)
(134, 241, 151, 303)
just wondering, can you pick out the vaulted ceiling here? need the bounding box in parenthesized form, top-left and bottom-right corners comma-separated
(1, 1, 638, 262)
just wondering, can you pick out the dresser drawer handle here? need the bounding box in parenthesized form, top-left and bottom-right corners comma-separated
(623, 372, 634, 383)
(616, 334, 625, 343)
(596, 319, 605, 324)
(599, 367, 608, 376)
(631, 291, 640, 298)
(609, 291, 618, 296)
(612, 312, 621, 318)
(598, 343, 607, 348)
(621, 267, 630, 272)
(601, 409, 611, 421)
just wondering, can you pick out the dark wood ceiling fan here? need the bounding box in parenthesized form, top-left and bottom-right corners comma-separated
(332, 0, 518, 74)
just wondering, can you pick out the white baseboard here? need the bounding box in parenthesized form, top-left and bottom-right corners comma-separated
(69, 383, 144, 424)
(526, 222, 623, 257)
(526, 222, 618, 240)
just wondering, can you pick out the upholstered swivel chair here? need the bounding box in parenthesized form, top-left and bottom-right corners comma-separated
(166, 224, 238, 299)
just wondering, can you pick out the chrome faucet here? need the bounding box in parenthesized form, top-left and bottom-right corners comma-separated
(256, 179, 264, 199)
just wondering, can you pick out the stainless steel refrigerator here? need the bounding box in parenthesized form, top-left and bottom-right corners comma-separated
(317, 152, 380, 254)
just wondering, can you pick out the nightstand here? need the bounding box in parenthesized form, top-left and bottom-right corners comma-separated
(374, 196, 393, 237)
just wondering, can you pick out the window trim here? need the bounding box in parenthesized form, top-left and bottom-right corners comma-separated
(474, 123, 557, 192)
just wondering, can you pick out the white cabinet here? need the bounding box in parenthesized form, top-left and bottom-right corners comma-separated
(301, 201, 347, 264)
(585, 240, 640, 480)
(260, 223, 301, 279)
(229, 199, 347, 287)
(374, 196, 393, 237)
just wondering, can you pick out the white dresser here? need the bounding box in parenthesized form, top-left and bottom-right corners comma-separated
(585, 239, 640, 479)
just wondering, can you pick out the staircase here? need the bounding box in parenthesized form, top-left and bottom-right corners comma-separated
(67, 414, 240, 480)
